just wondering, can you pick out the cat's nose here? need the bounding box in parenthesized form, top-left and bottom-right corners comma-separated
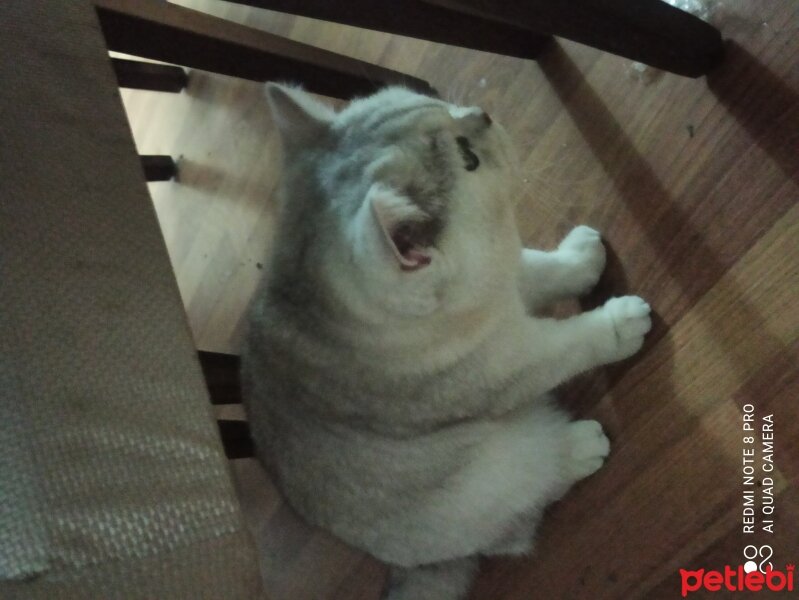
(481, 111, 492, 126)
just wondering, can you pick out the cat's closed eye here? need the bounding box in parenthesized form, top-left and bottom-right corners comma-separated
(455, 136, 480, 172)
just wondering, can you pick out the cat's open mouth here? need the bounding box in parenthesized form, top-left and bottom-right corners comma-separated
(370, 196, 433, 271)
(390, 223, 433, 271)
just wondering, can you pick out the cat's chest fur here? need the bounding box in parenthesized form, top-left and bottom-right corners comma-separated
(244, 288, 533, 437)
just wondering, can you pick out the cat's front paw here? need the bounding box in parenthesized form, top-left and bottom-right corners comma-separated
(602, 296, 652, 361)
(566, 419, 610, 481)
(558, 225, 606, 294)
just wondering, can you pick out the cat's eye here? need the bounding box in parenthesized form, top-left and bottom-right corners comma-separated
(456, 136, 480, 171)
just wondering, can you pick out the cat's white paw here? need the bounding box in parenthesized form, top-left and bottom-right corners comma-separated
(567, 419, 610, 481)
(602, 296, 652, 361)
(557, 225, 606, 294)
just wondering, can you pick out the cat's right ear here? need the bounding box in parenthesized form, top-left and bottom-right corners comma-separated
(265, 83, 334, 147)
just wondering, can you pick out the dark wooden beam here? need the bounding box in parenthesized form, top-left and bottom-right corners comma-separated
(217, 420, 255, 459)
(111, 57, 188, 92)
(94, 0, 436, 98)
(198, 351, 242, 405)
(221, 0, 550, 60)
(422, 0, 724, 77)
(140, 155, 177, 181)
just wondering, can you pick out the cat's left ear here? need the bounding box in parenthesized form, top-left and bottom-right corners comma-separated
(265, 83, 334, 147)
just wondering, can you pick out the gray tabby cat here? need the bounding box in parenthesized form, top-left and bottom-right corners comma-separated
(242, 84, 652, 600)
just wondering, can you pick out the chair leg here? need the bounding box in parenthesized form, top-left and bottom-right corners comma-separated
(223, 0, 551, 60)
(112, 58, 188, 92)
(94, 0, 436, 98)
(198, 354, 253, 458)
(199, 351, 242, 406)
(217, 420, 255, 459)
(422, 0, 724, 77)
(140, 155, 177, 182)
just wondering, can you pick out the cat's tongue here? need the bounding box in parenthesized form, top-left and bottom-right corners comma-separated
(399, 249, 432, 271)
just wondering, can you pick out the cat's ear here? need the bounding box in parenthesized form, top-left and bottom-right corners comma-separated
(265, 83, 334, 146)
(366, 185, 435, 272)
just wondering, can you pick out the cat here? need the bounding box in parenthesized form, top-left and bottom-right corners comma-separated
(242, 84, 652, 600)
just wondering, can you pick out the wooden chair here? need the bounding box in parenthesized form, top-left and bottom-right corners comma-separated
(95, 0, 437, 185)
(94, 0, 436, 98)
(224, 0, 724, 77)
(111, 59, 184, 182)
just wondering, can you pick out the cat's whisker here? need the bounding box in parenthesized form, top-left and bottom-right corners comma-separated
(454, 82, 467, 106)
(442, 83, 455, 105)
(449, 78, 465, 107)
(457, 79, 472, 106)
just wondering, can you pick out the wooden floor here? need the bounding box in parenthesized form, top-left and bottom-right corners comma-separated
(121, 2, 798, 598)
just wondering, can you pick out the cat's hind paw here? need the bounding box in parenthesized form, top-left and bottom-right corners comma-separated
(566, 419, 610, 481)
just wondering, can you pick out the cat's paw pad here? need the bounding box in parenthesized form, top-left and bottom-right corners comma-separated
(603, 295, 652, 360)
(558, 226, 606, 293)
(567, 419, 610, 480)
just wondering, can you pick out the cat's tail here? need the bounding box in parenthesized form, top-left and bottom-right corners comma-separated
(382, 557, 478, 600)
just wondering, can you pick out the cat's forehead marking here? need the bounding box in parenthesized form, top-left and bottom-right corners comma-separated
(357, 101, 448, 133)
